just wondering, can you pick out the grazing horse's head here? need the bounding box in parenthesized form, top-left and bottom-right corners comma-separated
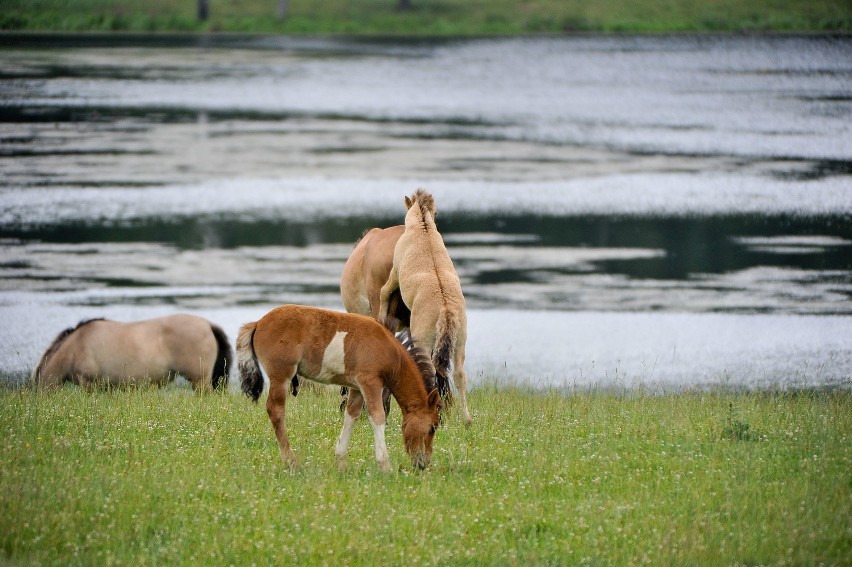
(396, 329, 443, 469)
(402, 389, 442, 470)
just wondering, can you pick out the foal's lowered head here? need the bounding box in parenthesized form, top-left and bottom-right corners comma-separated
(394, 328, 442, 469)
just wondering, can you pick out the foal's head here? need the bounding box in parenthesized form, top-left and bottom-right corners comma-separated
(396, 329, 442, 469)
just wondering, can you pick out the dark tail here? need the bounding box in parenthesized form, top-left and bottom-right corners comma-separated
(236, 321, 264, 402)
(433, 309, 456, 404)
(209, 323, 232, 390)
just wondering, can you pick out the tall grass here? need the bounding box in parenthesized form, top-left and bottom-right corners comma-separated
(1, 0, 850, 34)
(1, 384, 849, 565)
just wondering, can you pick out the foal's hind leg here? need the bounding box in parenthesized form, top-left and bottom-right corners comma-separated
(335, 389, 364, 471)
(266, 368, 298, 468)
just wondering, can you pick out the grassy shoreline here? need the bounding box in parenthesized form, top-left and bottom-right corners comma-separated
(2, 385, 849, 565)
(1, 0, 850, 35)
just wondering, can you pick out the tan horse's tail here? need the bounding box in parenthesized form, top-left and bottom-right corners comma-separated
(209, 323, 233, 390)
(433, 308, 457, 404)
(236, 321, 264, 402)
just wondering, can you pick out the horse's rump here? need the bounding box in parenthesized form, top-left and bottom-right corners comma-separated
(341, 225, 410, 327)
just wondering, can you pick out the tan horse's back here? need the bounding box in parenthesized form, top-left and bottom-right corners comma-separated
(379, 189, 471, 423)
(34, 314, 222, 389)
(391, 192, 466, 349)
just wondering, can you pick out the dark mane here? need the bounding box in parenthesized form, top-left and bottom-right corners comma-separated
(32, 318, 105, 382)
(395, 328, 438, 394)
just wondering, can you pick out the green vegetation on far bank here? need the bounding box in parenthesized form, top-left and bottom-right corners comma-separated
(1, 385, 849, 565)
(1, 0, 850, 35)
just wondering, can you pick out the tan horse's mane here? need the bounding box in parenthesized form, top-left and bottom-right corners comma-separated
(32, 318, 105, 381)
(409, 188, 436, 220)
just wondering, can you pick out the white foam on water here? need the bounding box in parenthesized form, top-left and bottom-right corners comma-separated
(2, 173, 850, 227)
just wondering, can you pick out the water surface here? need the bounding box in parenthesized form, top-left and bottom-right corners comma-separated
(1, 34, 850, 390)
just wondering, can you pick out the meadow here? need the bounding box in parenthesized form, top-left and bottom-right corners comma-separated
(1, 384, 849, 565)
(1, 0, 850, 34)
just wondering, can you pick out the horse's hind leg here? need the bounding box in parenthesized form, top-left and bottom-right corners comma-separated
(335, 389, 364, 471)
(186, 369, 212, 393)
(182, 356, 213, 393)
(454, 349, 472, 425)
(266, 367, 298, 468)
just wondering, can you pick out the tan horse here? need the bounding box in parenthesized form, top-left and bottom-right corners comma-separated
(31, 314, 232, 390)
(379, 189, 472, 424)
(340, 224, 410, 327)
(237, 304, 442, 472)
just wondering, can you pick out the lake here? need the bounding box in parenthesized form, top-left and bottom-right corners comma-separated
(1, 33, 850, 391)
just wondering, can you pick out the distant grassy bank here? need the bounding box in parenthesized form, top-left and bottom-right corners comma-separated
(1, 385, 849, 565)
(1, 0, 850, 34)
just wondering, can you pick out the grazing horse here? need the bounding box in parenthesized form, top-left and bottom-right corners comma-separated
(31, 314, 232, 391)
(237, 304, 442, 472)
(379, 189, 472, 424)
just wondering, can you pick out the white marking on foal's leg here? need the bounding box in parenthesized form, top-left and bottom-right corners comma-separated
(335, 411, 357, 471)
(367, 414, 392, 472)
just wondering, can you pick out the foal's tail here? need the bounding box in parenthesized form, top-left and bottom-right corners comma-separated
(209, 323, 233, 390)
(433, 307, 457, 404)
(236, 321, 264, 402)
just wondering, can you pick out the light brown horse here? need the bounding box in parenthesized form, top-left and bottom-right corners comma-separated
(379, 189, 472, 424)
(341, 224, 410, 327)
(237, 304, 442, 472)
(31, 314, 232, 390)
(339, 224, 409, 414)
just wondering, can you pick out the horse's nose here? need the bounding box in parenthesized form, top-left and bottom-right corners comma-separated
(413, 452, 429, 470)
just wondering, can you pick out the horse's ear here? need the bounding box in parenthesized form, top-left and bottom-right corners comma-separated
(428, 388, 442, 409)
(404, 196, 413, 209)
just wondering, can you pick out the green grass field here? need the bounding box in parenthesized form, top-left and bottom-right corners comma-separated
(1, 384, 849, 565)
(1, 0, 850, 34)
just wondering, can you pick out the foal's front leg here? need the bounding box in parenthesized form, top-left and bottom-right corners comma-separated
(362, 381, 393, 472)
(266, 371, 297, 468)
(335, 389, 363, 471)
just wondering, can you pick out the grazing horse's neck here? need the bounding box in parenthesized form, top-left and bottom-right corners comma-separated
(385, 366, 429, 415)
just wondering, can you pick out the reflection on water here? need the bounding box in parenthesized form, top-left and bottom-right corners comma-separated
(2, 212, 849, 315)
